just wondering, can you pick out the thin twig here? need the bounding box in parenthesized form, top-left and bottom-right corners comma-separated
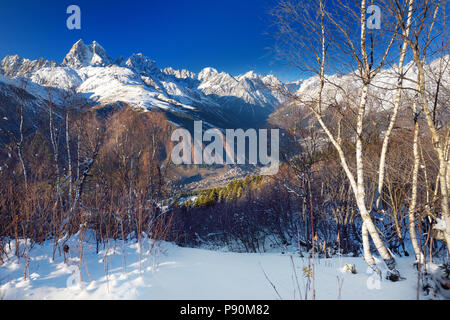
(260, 262, 283, 300)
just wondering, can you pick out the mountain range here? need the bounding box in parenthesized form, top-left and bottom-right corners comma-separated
(0, 40, 447, 147)
(0, 40, 294, 137)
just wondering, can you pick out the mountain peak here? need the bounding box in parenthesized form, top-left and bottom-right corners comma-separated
(125, 53, 158, 75)
(198, 67, 219, 81)
(62, 40, 112, 69)
(73, 39, 85, 46)
(241, 70, 258, 78)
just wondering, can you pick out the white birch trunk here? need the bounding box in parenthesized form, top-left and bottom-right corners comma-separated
(302, 0, 400, 279)
(358, 0, 399, 277)
(398, 0, 450, 253)
(375, 0, 414, 209)
(416, 61, 450, 252)
(362, 221, 380, 277)
(66, 112, 73, 210)
(408, 92, 423, 262)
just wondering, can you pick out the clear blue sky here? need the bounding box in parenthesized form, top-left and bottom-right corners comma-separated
(0, 0, 300, 81)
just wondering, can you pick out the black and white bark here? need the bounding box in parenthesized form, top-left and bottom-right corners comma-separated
(392, 0, 450, 252)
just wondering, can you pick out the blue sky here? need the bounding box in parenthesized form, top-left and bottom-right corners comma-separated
(0, 0, 301, 81)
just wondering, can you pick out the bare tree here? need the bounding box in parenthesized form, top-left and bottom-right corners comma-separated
(271, 0, 404, 279)
(389, 0, 450, 253)
(14, 79, 29, 191)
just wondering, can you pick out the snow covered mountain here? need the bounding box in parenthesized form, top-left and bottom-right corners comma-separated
(290, 57, 449, 113)
(62, 40, 113, 69)
(0, 40, 289, 131)
(1, 39, 447, 140)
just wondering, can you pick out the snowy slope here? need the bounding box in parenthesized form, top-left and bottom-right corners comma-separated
(0, 235, 433, 300)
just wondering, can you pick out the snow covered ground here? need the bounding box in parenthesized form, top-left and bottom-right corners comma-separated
(0, 234, 437, 300)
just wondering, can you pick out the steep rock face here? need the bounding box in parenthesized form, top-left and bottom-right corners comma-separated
(162, 67, 196, 80)
(125, 53, 159, 76)
(62, 40, 112, 69)
(0, 55, 57, 78)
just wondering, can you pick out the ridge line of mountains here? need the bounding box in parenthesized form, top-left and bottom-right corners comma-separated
(0, 40, 447, 145)
(0, 40, 294, 133)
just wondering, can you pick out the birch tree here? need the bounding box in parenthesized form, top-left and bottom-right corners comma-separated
(47, 90, 62, 209)
(271, 0, 412, 280)
(389, 0, 450, 253)
(375, 0, 414, 211)
(14, 80, 29, 192)
(407, 74, 424, 262)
